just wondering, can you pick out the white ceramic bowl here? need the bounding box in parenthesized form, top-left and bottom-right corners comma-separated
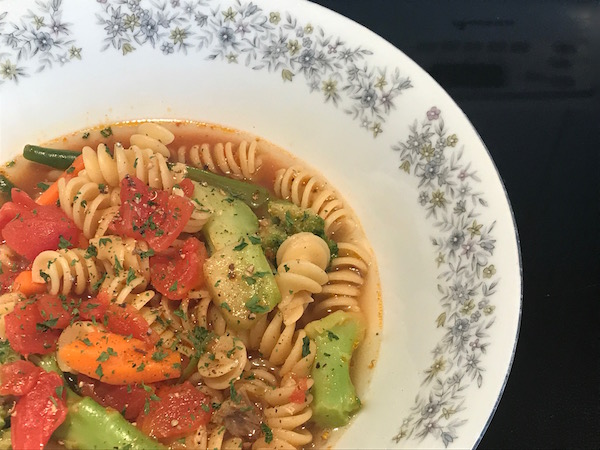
(0, 0, 521, 448)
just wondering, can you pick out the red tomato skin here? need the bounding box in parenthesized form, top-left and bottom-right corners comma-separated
(150, 238, 207, 300)
(36, 294, 73, 329)
(4, 301, 61, 356)
(11, 371, 67, 450)
(178, 179, 195, 198)
(290, 377, 309, 404)
(80, 291, 156, 346)
(0, 189, 79, 261)
(137, 382, 212, 441)
(114, 176, 193, 252)
(78, 374, 152, 421)
(0, 360, 43, 396)
(0, 269, 20, 295)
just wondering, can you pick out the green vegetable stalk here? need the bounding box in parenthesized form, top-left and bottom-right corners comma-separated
(22, 145, 270, 208)
(31, 354, 166, 450)
(23, 146, 80, 170)
(304, 311, 365, 428)
(54, 397, 165, 450)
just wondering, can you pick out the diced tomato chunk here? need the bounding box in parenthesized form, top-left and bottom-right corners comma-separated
(79, 291, 156, 346)
(0, 189, 80, 261)
(0, 360, 43, 396)
(136, 381, 212, 441)
(290, 377, 309, 404)
(0, 268, 22, 295)
(4, 301, 61, 356)
(150, 237, 207, 300)
(113, 176, 193, 252)
(36, 294, 73, 329)
(178, 179, 195, 198)
(78, 374, 152, 421)
(11, 371, 67, 450)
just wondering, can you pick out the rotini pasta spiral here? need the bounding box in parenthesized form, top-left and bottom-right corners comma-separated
(58, 173, 121, 238)
(81, 143, 186, 190)
(185, 424, 243, 450)
(88, 235, 150, 283)
(129, 122, 174, 158)
(253, 375, 314, 449)
(31, 235, 152, 298)
(197, 333, 248, 390)
(273, 166, 353, 237)
(138, 292, 203, 357)
(275, 233, 330, 325)
(175, 140, 260, 180)
(32, 248, 104, 296)
(195, 294, 229, 336)
(312, 240, 372, 318)
(233, 357, 279, 403)
(249, 311, 316, 378)
(98, 273, 150, 304)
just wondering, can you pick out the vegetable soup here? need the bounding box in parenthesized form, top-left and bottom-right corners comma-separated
(0, 121, 381, 449)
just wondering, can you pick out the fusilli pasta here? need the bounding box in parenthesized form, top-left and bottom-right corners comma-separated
(275, 232, 330, 325)
(81, 143, 186, 190)
(312, 240, 372, 318)
(174, 140, 260, 180)
(273, 166, 353, 237)
(58, 173, 120, 238)
(32, 248, 105, 296)
(197, 333, 248, 390)
(130, 122, 174, 158)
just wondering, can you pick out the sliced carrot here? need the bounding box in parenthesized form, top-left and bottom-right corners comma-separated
(35, 182, 59, 206)
(57, 330, 181, 385)
(13, 270, 47, 296)
(36, 155, 85, 206)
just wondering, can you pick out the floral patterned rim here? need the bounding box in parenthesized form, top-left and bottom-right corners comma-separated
(0, 1, 507, 448)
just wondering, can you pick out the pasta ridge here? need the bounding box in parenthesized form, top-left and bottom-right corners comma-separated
(81, 143, 186, 190)
(275, 232, 330, 326)
(58, 173, 120, 239)
(32, 248, 104, 296)
(273, 166, 353, 237)
(253, 375, 314, 449)
(249, 311, 316, 378)
(175, 140, 261, 180)
(312, 240, 372, 318)
(197, 332, 248, 390)
(129, 122, 174, 157)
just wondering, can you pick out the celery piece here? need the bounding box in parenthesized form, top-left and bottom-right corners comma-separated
(54, 397, 166, 450)
(304, 311, 366, 428)
(31, 353, 166, 449)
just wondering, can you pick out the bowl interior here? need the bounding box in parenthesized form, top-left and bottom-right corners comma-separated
(0, 1, 521, 448)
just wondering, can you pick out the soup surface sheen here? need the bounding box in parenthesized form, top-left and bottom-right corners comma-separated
(0, 121, 381, 450)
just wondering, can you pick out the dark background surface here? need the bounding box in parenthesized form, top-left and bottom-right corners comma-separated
(310, 1, 600, 449)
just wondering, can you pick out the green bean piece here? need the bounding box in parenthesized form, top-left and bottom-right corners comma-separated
(185, 166, 270, 209)
(23, 145, 78, 170)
